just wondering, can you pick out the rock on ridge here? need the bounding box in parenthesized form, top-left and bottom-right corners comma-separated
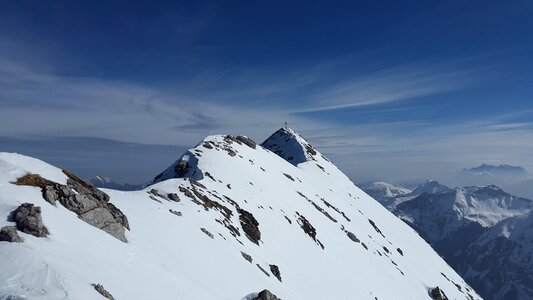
(14, 170, 129, 242)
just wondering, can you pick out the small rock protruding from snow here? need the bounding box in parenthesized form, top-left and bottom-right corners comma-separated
(13, 203, 49, 238)
(92, 283, 115, 300)
(0, 226, 23, 243)
(269, 264, 282, 282)
(430, 286, 449, 300)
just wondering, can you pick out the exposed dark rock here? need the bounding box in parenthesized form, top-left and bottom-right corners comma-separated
(148, 189, 168, 200)
(296, 192, 337, 223)
(430, 287, 449, 300)
(253, 289, 281, 300)
(13, 203, 49, 237)
(241, 251, 253, 263)
(92, 283, 115, 300)
(269, 264, 282, 282)
(0, 226, 23, 243)
(297, 214, 317, 240)
(14, 172, 129, 242)
(205, 172, 216, 181)
(256, 264, 270, 277)
(397, 248, 403, 256)
(201, 227, 214, 239)
(169, 209, 182, 217)
(175, 159, 189, 177)
(236, 135, 257, 149)
(283, 173, 295, 181)
(368, 219, 385, 238)
(383, 246, 389, 253)
(284, 216, 292, 224)
(305, 144, 317, 156)
(179, 186, 196, 200)
(238, 208, 261, 245)
(346, 231, 360, 243)
(167, 193, 181, 202)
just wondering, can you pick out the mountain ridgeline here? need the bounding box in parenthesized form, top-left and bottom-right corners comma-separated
(0, 128, 481, 300)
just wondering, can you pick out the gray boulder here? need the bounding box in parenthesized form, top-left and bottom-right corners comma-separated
(0, 226, 23, 242)
(13, 203, 49, 237)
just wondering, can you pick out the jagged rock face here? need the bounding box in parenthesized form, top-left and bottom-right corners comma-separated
(13, 203, 49, 237)
(253, 289, 281, 300)
(14, 171, 129, 242)
(0, 226, 23, 243)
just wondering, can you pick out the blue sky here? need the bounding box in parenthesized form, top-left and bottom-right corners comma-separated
(1, 1, 533, 184)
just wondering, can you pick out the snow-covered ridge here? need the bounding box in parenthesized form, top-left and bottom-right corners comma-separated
(0, 129, 481, 300)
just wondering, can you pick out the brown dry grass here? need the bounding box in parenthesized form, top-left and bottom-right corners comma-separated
(12, 173, 56, 188)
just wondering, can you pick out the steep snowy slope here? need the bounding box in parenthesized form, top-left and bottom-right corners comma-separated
(0, 129, 481, 300)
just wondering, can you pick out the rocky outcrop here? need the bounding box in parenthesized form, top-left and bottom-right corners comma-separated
(14, 171, 129, 242)
(92, 283, 115, 300)
(13, 203, 49, 237)
(430, 287, 449, 300)
(269, 264, 282, 282)
(241, 251, 253, 263)
(0, 226, 23, 242)
(253, 289, 281, 300)
(238, 208, 261, 245)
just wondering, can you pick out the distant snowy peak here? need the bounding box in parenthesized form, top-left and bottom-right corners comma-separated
(359, 181, 411, 203)
(411, 180, 452, 195)
(88, 176, 143, 191)
(260, 127, 328, 166)
(91, 176, 113, 185)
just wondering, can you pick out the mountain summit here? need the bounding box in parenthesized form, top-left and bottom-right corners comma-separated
(0, 129, 481, 300)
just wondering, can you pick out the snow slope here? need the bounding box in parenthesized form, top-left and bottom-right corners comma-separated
(0, 129, 481, 300)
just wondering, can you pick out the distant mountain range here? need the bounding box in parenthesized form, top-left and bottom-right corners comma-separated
(452, 164, 533, 199)
(361, 180, 533, 300)
(88, 176, 144, 191)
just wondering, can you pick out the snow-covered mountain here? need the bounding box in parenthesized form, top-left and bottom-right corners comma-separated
(88, 176, 143, 191)
(0, 128, 481, 300)
(363, 180, 532, 300)
(362, 180, 452, 210)
(358, 181, 411, 208)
